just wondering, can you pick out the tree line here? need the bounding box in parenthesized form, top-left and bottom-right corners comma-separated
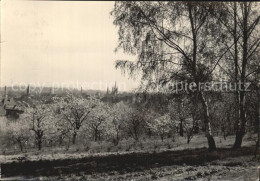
(0, 90, 258, 152)
(0, 93, 181, 151)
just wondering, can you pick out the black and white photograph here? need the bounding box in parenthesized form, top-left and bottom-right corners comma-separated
(0, 1, 259, 180)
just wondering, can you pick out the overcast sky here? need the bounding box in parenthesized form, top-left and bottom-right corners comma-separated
(1, 1, 138, 92)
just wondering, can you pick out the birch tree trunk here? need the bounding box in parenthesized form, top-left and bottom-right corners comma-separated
(199, 91, 216, 150)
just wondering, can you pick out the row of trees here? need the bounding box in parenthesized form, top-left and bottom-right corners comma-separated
(1, 93, 216, 151)
(112, 1, 260, 150)
(3, 89, 253, 152)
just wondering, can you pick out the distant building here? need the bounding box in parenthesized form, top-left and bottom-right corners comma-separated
(102, 82, 119, 103)
(106, 82, 118, 96)
(27, 84, 30, 96)
(0, 89, 24, 119)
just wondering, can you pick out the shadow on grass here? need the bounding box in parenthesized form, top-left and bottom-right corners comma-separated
(1, 146, 258, 178)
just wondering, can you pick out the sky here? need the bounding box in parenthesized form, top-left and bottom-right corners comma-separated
(0, 0, 138, 92)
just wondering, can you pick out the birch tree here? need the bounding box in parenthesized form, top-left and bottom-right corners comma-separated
(216, 2, 260, 148)
(112, 1, 230, 149)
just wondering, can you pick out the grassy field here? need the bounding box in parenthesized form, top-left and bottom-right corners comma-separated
(0, 134, 259, 180)
(0, 133, 257, 164)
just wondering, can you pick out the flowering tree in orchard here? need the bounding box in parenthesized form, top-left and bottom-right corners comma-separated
(24, 103, 53, 150)
(168, 96, 198, 143)
(54, 93, 97, 144)
(125, 108, 148, 141)
(147, 114, 172, 142)
(108, 102, 131, 145)
(168, 96, 192, 136)
(88, 100, 110, 142)
(6, 117, 31, 152)
(50, 104, 71, 146)
(182, 118, 196, 144)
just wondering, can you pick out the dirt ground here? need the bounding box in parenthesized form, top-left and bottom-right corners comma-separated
(76, 156, 259, 181)
(0, 134, 259, 180)
(50, 156, 259, 181)
(1, 156, 259, 181)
